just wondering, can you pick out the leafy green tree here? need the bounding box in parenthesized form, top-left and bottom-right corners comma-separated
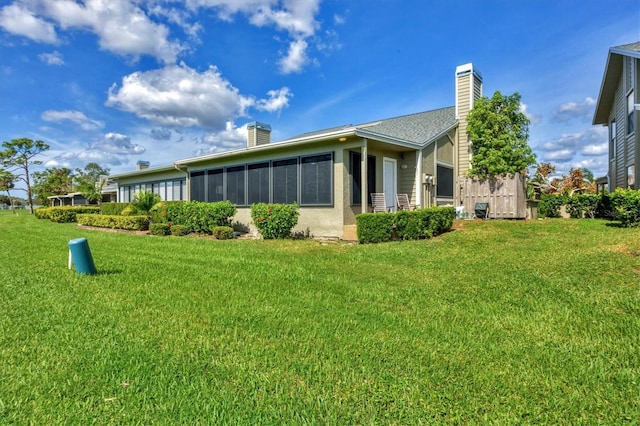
(0, 138, 50, 213)
(467, 91, 536, 178)
(32, 167, 74, 206)
(0, 169, 17, 214)
(131, 189, 161, 222)
(75, 162, 110, 205)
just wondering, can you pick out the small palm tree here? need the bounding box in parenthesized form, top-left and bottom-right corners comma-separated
(131, 189, 161, 222)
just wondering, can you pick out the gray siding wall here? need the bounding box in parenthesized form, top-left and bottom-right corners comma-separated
(398, 151, 417, 204)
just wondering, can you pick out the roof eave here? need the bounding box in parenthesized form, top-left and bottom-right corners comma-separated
(421, 121, 459, 147)
(593, 50, 624, 125)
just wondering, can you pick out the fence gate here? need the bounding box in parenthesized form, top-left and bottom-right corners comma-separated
(455, 174, 526, 219)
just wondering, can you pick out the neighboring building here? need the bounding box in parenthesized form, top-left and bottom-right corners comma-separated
(593, 41, 640, 191)
(111, 63, 484, 239)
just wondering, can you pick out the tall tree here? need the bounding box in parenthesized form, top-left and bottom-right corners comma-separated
(0, 168, 17, 214)
(32, 167, 74, 206)
(0, 138, 50, 214)
(74, 162, 110, 205)
(526, 162, 556, 200)
(467, 91, 536, 179)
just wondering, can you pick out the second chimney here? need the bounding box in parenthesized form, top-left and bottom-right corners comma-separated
(247, 122, 272, 148)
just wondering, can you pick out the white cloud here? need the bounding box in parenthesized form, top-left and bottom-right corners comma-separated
(38, 51, 64, 65)
(256, 87, 292, 112)
(581, 143, 608, 156)
(543, 148, 574, 162)
(0, 3, 58, 43)
(90, 132, 146, 154)
(45, 150, 124, 168)
(520, 103, 541, 125)
(150, 128, 172, 141)
(106, 63, 290, 131)
(2, 0, 183, 63)
(187, 0, 321, 73)
(279, 38, 308, 73)
(552, 97, 596, 123)
(194, 121, 248, 155)
(41, 109, 104, 130)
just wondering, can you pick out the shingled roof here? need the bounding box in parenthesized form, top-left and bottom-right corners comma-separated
(286, 106, 457, 146)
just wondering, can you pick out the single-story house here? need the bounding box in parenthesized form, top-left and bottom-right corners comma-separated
(593, 41, 640, 191)
(111, 63, 484, 239)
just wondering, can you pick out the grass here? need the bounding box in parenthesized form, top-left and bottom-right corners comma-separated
(1, 211, 639, 424)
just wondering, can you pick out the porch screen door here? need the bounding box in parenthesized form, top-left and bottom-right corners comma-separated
(383, 157, 397, 212)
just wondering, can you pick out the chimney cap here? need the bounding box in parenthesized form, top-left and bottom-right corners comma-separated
(455, 63, 482, 81)
(247, 121, 272, 131)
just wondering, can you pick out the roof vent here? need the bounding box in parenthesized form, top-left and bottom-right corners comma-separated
(136, 160, 150, 170)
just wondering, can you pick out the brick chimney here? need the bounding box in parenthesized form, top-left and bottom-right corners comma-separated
(247, 122, 272, 148)
(455, 63, 483, 175)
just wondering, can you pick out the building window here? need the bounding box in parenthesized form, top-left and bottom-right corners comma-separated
(301, 153, 333, 206)
(190, 171, 205, 201)
(207, 169, 224, 202)
(436, 164, 454, 198)
(226, 165, 246, 206)
(628, 165, 635, 188)
(610, 119, 617, 159)
(272, 158, 298, 204)
(350, 152, 376, 205)
(628, 91, 635, 135)
(247, 162, 270, 204)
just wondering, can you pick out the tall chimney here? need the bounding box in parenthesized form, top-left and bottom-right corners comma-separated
(247, 122, 272, 148)
(455, 63, 483, 176)
(136, 160, 150, 170)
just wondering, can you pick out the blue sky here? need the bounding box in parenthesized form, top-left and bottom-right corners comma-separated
(1, 0, 639, 183)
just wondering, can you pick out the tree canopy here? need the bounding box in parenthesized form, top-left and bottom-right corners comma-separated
(75, 162, 110, 204)
(0, 138, 50, 213)
(467, 91, 536, 179)
(32, 167, 74, 206)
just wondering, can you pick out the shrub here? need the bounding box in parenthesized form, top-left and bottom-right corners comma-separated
(609, 188, 640, 227)
(120, 205, 138, 216)
(250, 203, 300, 239)
(165, 201, 237, 234)
(357, 207, 455, 244)
(131, 189, 161, 221)
(34, 207, 52, 220)
(538, 193, 566, 218)
(212, 226, 234, 240)
(49, 206, 100, 223)
(77, 214, 149, 231)
(356, 213, 395, 243)
(565, 194, 601, 219)
(101, 202, 130, 216)
(149, 223, 170, 236)
(170, 224, 190, 236)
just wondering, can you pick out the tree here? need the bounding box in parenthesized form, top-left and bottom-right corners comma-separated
(0, 168, 17, 214)
(0, 138, 50, 214)
(75, 162, 110, 205)
(550, 168, 596, 195)
(467, 91, 537, 179)
(32, 167, 74, 206)
(131, 189, 160, 222)
(526, 162, 556, 200)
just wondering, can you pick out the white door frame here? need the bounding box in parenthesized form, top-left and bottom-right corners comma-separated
(383, 157, 397, 212)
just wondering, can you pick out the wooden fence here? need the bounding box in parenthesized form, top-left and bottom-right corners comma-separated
(456, 174, 527, 219)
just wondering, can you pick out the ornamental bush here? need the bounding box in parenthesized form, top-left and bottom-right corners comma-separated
(170, 224, 190, 236)
(250, 203, 300, 239)
(34, 207, 52, 220)
(212, 226, 234, 240)
(101, 202, 130, 216)
(356, 206, 455, 244)
(609, 188, 640, 227)
(49, 206, 100, 223)
(538, 193, 566, 218)
(149, 223, 170, 236)
(77, 214, 148, 231)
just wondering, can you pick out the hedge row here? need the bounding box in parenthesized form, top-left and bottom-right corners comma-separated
(538, 190, 640, 225)
(35, 206, 100, 223)
(151, 201, 237, 234)
(356, 207, 455, 244)
(77, 214, 149, 231)
(100, 202, 131, 216)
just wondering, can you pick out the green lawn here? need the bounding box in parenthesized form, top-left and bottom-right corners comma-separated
(1, 211, 638, 424)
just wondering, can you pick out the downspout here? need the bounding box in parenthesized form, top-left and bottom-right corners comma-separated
(416, 149, 423, 208)
(174, 164, 189, 201)
(361, 138, 368, 213)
